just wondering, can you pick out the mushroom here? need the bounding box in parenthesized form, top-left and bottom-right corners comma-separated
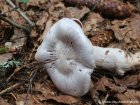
(35, 18, 140, 96)
(35, 18, 96, 96)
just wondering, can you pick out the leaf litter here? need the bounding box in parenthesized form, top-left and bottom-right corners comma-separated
(0, 0, 140, 105)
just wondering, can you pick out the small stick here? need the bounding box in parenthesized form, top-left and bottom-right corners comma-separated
(0, 16, 32, 33)
(0, 35, 30, 44)
(101, 93, 109, 105)
(23, 66, 40, 105)
(6, 0, 35, 27)
(0, 82, 22, 96)
(0, 7, 18, 16)
(6, 63, 39, 83)
(42, 0, 53, 17)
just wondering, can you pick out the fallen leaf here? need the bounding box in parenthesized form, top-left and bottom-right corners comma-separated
(0, 97, 11, 105)
(105, 86, 126, 95)
(84, 12, 104, 22)
(115, 94, 131, 105)
(30, 30, 39, 46)
(46, 95, 81, 104)
(36, 12, 48, 26)
(11, 11, 28, 24)
(16, 94, 44, 105)
(38, 17, 59, 41)
(111, 14, 140, 44)
(114, 75, 139, 88)
(0, 0, 9, 16)
(34, 82, 53, 97)
(115, 89, 140, 105)
(0, 53, 13, 62)
(26, 0, 47, 8)
(64, 6, 90, 19)
(5, 29, 27, 50)
(124, 89, 140, 101)
(35, 94, 47, 102)
(49, 3, 65, 18)
(83, 12, 104, 34)
(90, 81, 99, 104)
(94, 76, 116, 92)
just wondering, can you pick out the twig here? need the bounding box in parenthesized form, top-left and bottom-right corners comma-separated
(6, 72, 15, 83)
(6, 0, 35, 27)
(6, 63, 39, 83)
(0, 7, 18, 16)
(81, 0, 100, 20)
(42, 0, 53, 17)
(122, 30, 132, 41)
(0, 82, 22, 96)
(75, 0, 81, 8)
(45, 79, 57, 94)
(23, 66, 40, 105)
(101, 93, 109, 105)
(0, 35, 30, 44)
(0, 16, 32, 34)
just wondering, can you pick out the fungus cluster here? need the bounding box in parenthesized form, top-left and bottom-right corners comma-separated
(35, 18, 140, 96)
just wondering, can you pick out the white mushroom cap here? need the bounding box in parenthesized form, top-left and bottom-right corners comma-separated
(35, 18, 96, 96)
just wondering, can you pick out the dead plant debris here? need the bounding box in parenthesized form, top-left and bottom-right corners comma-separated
(0, 0, 140, 105)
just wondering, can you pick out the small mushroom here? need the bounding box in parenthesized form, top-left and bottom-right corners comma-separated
(35, 18, 96, 96)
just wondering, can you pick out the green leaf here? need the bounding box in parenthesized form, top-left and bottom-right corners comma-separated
(19, 0, 24, 2)
(0, 61, 21, 69)
(19, 0, 30, 3)
(0, 48, 7, 53)
(13, 61, 21, 68)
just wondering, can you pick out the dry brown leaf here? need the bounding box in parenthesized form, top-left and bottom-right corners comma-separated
(0, 0, 9, 16)
(83, 18, 97, 34)
(115, 90, 140, 105)
(83, 12, 104, 34)
(35, 94, 47, 101)
(38, 17, 59, 41)
(104, 85, 126, 97)
(27, 0, 47, 7)
(0, 53, 13, 62)
(5, 29, 27, 50)
(64, 6, 90, 19)
(46, 95, 81, 104)
(30, 30, 39, 46)
(0, 97, 11, 105)
(111, 14, 140, 44)
(45, 100, 61, 105)
(114, 75, 139, 88)
(49, 3, 65, 18)
(34, 82, 53, 97)
(124, 89, 140, 101)
(36, 13, 48, 26)
(10, 11, 29, 24)
(16, 94, 44, 105)
(94, 76, 116, 92)
(84, 12, 104, 22)
(115, 94, 132, 105)
(90, 81, 99, 104)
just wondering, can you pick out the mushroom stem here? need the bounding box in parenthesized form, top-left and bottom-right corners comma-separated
(92, 46, 140, 75)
